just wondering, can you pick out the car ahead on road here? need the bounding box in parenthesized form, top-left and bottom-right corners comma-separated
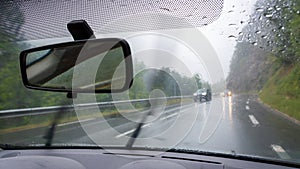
(193, 88, 212, 102)
(0, 1, 300, 169)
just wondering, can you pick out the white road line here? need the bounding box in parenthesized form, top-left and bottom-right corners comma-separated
(245, 105, 250, 110)
(160, 113, 178, 121)
(115, 129, 135, 138)
(271, 144, 291, 159)
(248, 115, 259, 126)
(57, 118, 95, 127)
(115, 105, 192, 139)
(115, 123, 152, 138)
(142, 122, 152, 128)
(246, 101, 249, 105)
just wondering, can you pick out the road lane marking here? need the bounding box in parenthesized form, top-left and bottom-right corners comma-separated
(142, 123, 152, 128)
(57, 118, 94, 127)
(248, 115, 259, 126)
(246, 101, 249, 105)
(115, 123, 153, 138)
(160, 113, 178, 121)
(115, 129, 135, 138)
(115, 105, 193, 138)
(271, 144, 291, 159)
(245, 105, 250, 110)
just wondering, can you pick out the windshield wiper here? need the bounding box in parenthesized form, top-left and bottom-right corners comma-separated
(126, 110, 152, 148)
(43, 103, 69, 147)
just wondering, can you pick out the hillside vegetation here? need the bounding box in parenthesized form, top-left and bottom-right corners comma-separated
(260, 64, 300, 120)
(227, 0, 300, 120)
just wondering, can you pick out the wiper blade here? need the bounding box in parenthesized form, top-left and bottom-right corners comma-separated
(43, 104, 68, 147)
(126, 110, 152, 148)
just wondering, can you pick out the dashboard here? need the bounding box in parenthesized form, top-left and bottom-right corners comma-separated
(0, 149, 297, 169)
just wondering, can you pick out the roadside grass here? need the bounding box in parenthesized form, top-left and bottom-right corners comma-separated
(0, 98, 193, 134)
(259, 63, 300, 121)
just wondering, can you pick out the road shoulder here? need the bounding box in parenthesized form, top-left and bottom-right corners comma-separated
(256, 97, 300, 126)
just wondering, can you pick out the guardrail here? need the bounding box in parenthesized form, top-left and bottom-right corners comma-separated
(0, 96, 193, 119)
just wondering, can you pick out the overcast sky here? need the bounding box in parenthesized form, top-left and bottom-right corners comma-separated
(199, 0, 258, 78)
(124, 0, 259, 83)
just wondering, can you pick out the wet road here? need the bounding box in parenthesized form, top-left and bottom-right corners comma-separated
(1, 95, 300, 163)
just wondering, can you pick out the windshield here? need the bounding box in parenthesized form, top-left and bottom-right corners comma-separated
(197, 89, 207, 93)
(0, 0, 300, 165)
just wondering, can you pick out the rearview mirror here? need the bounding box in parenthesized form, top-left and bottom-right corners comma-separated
(20, 38, 133, 93)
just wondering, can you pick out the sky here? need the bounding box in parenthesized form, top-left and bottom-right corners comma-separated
(199, 0, 258, 78)
(94, 0, 260, 83)
(127, 0, 259, 83)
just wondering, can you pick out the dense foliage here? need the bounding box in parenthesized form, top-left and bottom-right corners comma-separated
(227, 0, 300, 118)
(227, 0, 300, 92)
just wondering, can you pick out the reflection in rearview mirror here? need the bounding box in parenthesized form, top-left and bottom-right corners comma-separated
(20, 38, 133, 93)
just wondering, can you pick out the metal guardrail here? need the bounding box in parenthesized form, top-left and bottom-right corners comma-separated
(0, 96, 192, 119)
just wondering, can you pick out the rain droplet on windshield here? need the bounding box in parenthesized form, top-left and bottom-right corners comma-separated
(160, 7, 171, 12)
(264, 13, 273, 18)
(251, 42, 258, 46)
(256, 8, 264, 12)
(261, 35, 268, 39)
(255, 30, 261, 34)
(228, 35, 237, 39)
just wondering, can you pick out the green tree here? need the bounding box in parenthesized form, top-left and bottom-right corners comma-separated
(243, 0, 300, 64)
(193, 74, 202, 89)
(0, 2, 69, 110)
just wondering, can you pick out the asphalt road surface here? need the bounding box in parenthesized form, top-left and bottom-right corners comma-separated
(1, 95, 300, 163)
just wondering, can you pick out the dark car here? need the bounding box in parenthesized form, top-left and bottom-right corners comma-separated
(193, 88, 212, 102)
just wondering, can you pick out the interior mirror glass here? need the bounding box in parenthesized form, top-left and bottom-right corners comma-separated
(20, 38, 133, 93)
